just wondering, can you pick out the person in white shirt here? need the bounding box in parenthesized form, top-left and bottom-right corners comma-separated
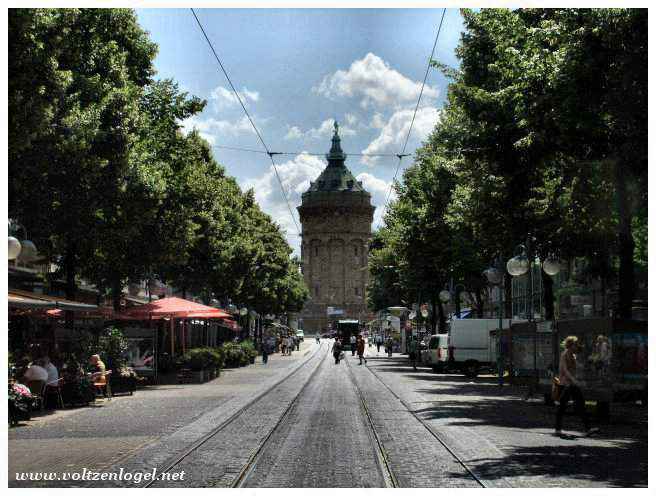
(42, 356, 60, 386)
(23, 360, 48, 384)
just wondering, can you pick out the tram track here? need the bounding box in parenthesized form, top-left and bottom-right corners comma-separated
(141, 342, 328, 488)
(363, 361, 488, 488)
(231, 344, 329, 487)
(343, 357, 399, 488)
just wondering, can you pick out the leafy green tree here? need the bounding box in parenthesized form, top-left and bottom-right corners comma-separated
(9, 8, 157, 301)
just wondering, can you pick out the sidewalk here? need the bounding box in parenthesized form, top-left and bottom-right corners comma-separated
(366, 355, 647, 487)
(9, 339, 318, 485)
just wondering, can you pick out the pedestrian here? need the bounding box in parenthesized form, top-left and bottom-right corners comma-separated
(350, 334, 357, 356)
(357, 336, 367, 365)
(280, 336, 287, 356)
(555, 336, 599, 437)
(295, 335, 300, 351)
(262, 339, 270, 364)
(316, 334, 320, 344)
(332, 339, 343, 364)
(376, 334, 383, 353)
(408, 337, 418, 370)
(385, 336, 393, 357)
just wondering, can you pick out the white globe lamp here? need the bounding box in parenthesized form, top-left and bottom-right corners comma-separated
(8, 236, 22, 260)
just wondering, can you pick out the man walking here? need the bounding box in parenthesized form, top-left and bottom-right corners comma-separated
(350, 334, 357, 356)
(357, 336, 367, 365)
(375, 334, 383, 353)
(408, 336, 418, 371)
(332, 339, 344, 364)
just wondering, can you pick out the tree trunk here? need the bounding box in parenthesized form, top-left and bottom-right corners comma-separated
(111, 277, 122, 311)
(437, 297, 447, 333)
(64, 244, 77, 301)
(455, 287, 462, 318)
(615, 159, 635, 320)
(429, 294, 437, 333)
(542, 269, 555, 321)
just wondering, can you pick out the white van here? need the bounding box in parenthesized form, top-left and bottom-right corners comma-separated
(421, 334, 450, 372)
(449, 318, 512, 377)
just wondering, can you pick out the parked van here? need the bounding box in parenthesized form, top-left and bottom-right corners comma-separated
(449, 319, 512, 378)
(421, 334, 449, 372)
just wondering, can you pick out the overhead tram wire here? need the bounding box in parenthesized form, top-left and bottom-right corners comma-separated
(211, 144, 414, 158)
(380, 8, 447, 219)
(190, 8, 301, 236)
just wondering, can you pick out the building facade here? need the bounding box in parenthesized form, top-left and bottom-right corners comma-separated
(297, 123, 375, 333)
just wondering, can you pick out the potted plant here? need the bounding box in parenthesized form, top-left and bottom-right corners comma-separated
(240, 340, 258, 365)
(177, 347, 224, 383)
(222, 342, 246, 368)
(9, 383, 32, 425)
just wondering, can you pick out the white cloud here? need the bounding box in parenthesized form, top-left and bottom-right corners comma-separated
(210, 85, 260, 110)
(243, 153, 326, 253)
(313, 53, 439, 109)
(356, 172, 396, 228)
(361, 106, 440, 166)
(180, 114, 256, 144)
(345, 113, 358, 126)
(285, 118, 356, 141)
(370, 112, 386, 129)
(284, 126, 303, 140)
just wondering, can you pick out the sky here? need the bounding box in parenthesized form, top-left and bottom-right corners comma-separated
(135, 8, 465, 254)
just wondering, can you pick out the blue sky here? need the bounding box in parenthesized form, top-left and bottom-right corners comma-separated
(135, 8, 465, 253)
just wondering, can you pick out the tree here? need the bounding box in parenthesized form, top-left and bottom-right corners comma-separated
(9, 8, 158, 301)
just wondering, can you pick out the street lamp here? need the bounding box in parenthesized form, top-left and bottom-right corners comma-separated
(8, 220, 38, 263)
(484, 257, 506, 386)
(504, 237, 561, 397)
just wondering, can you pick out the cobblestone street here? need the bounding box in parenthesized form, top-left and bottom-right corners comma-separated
(9, 340, 647, 488)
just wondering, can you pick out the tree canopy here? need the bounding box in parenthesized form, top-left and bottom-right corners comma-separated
(9, 8, 308, 316)
(369, 8, 647, 322)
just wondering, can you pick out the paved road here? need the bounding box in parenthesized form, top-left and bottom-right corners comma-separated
(9, 339, 647, 488)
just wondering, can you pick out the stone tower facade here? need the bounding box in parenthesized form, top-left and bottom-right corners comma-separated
(298, 123, 375, 333)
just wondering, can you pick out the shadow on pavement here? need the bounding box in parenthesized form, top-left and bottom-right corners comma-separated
(369, 354, 647, 487)
(444, 442, 647, 488)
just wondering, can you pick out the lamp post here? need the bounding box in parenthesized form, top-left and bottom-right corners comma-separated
(505, 236, 562, 396)
(484, 258, 505, 385)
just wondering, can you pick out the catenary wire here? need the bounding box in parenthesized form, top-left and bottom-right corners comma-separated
(190, 8, 301, 236)
(381, 8, 448, 219)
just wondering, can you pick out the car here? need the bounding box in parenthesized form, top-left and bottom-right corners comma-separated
(295, 330, 305, 342)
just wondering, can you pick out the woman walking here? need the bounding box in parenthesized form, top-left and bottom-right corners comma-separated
(555, 336, 599, 437)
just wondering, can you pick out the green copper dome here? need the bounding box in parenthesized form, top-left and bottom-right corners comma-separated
(305, 121, 367, 194)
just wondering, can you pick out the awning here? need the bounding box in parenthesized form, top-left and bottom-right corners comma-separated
(115, 296, 230, 321)
(9, 290, 98, 312)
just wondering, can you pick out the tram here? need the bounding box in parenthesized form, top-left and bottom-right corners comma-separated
(336, 319, 360, 344)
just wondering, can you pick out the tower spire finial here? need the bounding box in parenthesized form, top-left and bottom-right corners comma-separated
(326, 119, 346, 165)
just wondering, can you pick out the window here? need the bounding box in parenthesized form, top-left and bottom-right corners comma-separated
(355, 287, 360, 296)
(315, 285, 320, 297)
(315, 246, 319, 256)
(354, 246, 358, 256)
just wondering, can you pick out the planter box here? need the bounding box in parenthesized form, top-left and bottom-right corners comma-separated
(110, 376, 137, 396)
(177, 368, 219, 384)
